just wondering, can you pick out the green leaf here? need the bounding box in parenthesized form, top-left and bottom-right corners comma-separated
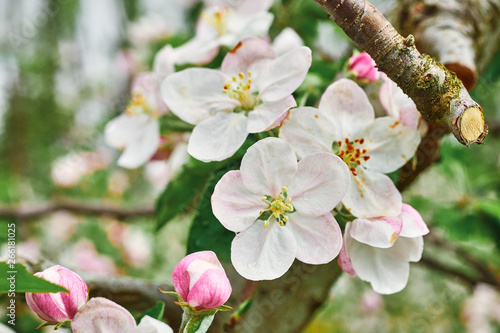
(155, 157, 225, 230)
(0, 263, 68, 294)
(136, 301, 166, 323)
(186, 168, 238, 263)
(155, 136, 257, 231)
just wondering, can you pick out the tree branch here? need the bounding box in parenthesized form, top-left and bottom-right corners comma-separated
(394, 0, 500, 91)
(313, 0, 488, 146)
(0, 201, 154, 221)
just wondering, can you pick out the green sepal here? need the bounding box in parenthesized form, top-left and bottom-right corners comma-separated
(35, 320, 70, 330)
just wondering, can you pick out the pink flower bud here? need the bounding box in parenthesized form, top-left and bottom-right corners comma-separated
(25, 265, 88, 323)
(347, 52, 381, 83)
(172, 251, 232, 311)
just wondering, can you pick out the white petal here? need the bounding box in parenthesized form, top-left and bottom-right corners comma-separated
(161, 68, 238, 124)
(350, 217, 402, 248)
(400, 204, 429, 237)
(105, 113, 148, 149)
(188, 112, 248, 162)
(286, 213, 342, 264)
(153, 44, 176, 80)
(247, 95, 296, 133)
(387, 235, 424, 262)
(288, 152, 349, 216)
(224, 12, 274, 46)
(173, 37, 220, 66)
(240, 137, 298, 197)
(117, 119, 160, 169)
(343, 168, 402, 218)
(231, 221, 297, 280)
(132, 316, 173, 333)
(348, 241, 410, 294)
(272, 28, 304, 56)
(212, 170, 267, 232)
(221, 38, 276, 76)
(317, 79, 374, 139)
(362, 117, 420, 173)
(235, 0, 273, 14)
(279, 106, 335, 159)
(255, 47, 312, 102)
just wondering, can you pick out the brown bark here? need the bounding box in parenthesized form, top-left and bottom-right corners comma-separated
(231, 260, 342, 333)
(313, 0, 488, 146)
(394, 0, 500, 91)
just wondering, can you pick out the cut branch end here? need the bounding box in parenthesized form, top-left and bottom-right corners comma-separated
(457, 107, 488, 145)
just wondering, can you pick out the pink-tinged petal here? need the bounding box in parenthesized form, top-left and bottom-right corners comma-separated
(25, 265, 88, 323)
(350, 217, 402, 248)
(131, 73, 167, 114)
(231, 221, 297, 280)
(387, 235, 424, 262)
(279, 106, 335, 159)
(400, 204, 429, 237)
(212, 170, 267, 232)
(380, 79, 420, 129)
(240, 137, 298, 197)
(317, 79, 374, 139)
(286, 212, 342, 264)
(117, 119, 160, 169)
(255, 47, 312, 102)
(161, 68, 238, 125)
(172, 251, 231, 311)
(153, 44, 175, 80)
(71, 297, 136, 333)
(221, 38, 276, 75)
(362, 117, 420, 174)
(288, 153, 349, 216)
(272, 28, 304, 56)
(343, 168, 402, 218)
(172, 251, 223, 301)
(187, 269, 232, 310)
(188, 112, 248, 162)
(134, 315, 173, 333)
(338, 222, 356, 276)
(347, 241, 410, 294)
(247, 95, 296, 133)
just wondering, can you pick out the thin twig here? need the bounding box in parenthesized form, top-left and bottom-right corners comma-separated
(0, 201, 154, 221)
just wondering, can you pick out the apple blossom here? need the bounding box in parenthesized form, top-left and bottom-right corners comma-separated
(379, 78, 428, 136)
(71, 297, 173, 333)
(338, 204, 429, 294)
(25, 265, 88, 323)
(347, 52, 382, 83)
(162, 37, 311, 162)
(211, 137, 349, 280)
(272, 27, 304, 56)
(172, 251, 232, 311)
(105, 46, 175, 169)
(172, 0, 274, 65)
(279, 78, 420, 218)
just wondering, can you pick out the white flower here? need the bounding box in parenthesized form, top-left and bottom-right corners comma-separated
(338, 204, 429, 294)
(162, 37, 311, 162)
(173, 0, 274, 65)
(105, 75, 165, 169)
(211, 137, 349, 280)
(280, 78, 420, 218)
